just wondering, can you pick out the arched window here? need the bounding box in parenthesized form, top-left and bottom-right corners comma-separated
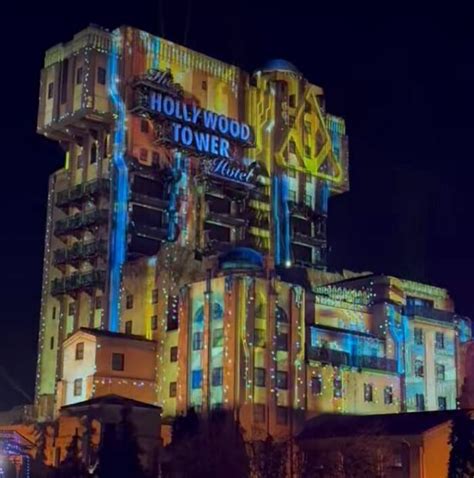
(212, 303, 223, 321)
(276, 306, 288, 323)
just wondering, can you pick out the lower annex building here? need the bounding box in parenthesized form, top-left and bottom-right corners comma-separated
(33, 24, 472, 440)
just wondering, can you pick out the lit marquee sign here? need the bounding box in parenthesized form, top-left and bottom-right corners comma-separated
(133, 69, 256, 186)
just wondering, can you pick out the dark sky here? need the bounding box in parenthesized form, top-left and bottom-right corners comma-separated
(1, 2, 474, 410)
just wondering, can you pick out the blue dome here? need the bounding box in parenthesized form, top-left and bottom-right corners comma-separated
(219, 247, 264, 271)
(258, 59, 300, 74)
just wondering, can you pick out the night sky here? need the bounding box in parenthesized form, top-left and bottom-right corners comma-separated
(1, 2, 474, 410)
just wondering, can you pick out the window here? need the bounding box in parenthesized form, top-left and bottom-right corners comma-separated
(151, 315, 158, 331)
(288, 189, 297, 202)
(253, 404, 265, 423)
(193, 332, 203, 351)
(276, 406, 289, 425)
(304, 101, 311, 113)
(140, 119, 149, 133)
(289, 140, 296, 154)
(304, 145, 311, 157)
(212, 328, 224, 348)
(112, 353, 125, 371)
(212, 367, 223, 386)
(126, 294, 134, 309)
(414, 328, 423, 345)
(192, 370, 202, 389)
(255, 328, 266, 348)
(169, 382, 177, 398)
(276, 333, 288, 351)
(125, 321, 132, 335)
(384, 386, 393, 405)
(50, 337, 54, 350)
(201, 80, 207, 90)
(97, 67, 106, 85)
(304, 194, 313, 207)
(305, 174, 312, 184)
(304, 121, 311, 133)
(364, 383, 374, 402)
(75, 342, 84, 360)
(139, 148, 148, 162)
(170, 346, 178, 362)
(52, 307, 56, 320)
(311, 376, 322, 395)
(255, 367, 266, 387)
(438, 396, 447, 411)
(416, 393, 425, 411)
(152, 289, 158, 304)
(435, 332, 445, 349)
(289, 94, 296, 108)
(76, 67, 83, 85)
(276, 308, 288, 323)
(415, 360, 424, 377)
(277, 371, 288, 390)
(95, 297, 102, 310)
(90, 143, 97, 165)
(68, 302, 76, 316)
(333, 376, 342, 398)
(288, 169, 296, 178)
(436, 363, 446, 381)
(47, 82, 54, 99)
(73, 378, 82, 396)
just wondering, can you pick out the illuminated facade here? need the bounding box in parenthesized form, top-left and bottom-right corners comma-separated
(35, 25, 471, 437)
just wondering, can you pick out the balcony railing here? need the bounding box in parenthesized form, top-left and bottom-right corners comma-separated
(53, 240, 108, 266)
(51, 270, 107, 296)
(54, 209, 109, 236)
(55, 178, 110, 207)
(307, 347, 397, 373)
(403, 305, 454, 324)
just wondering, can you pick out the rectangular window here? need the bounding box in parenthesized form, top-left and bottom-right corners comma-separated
(415, 360, 424, 377)
(76, 67, 83, 85)
(288, 94, 296, 108)
(202, 80, 207, 90)
(97, 67, 106, 85)
(276, 406, 289, 425)
(277, 371, 288, 390)
(95, 296, 102, 310)
(169, 381, 177, 398)
(73, 378, 82, 397)
(47, 82, 54, 99)
(255, 367, 266, 387)
(170, 346, 178, 362)
(414, 328, 423, 345)
(212, 328, 224, 348)
(276, 333, 289, 351)
(191, 370, 202, 389)
(288, 190, 297, 202)
(193, 332, 203, 351)
(50, 337, 54, 350)
(435, 332, 445, 349)
(52, 307, 56, 320)
(416, 393, 425, 411)
(151, 315, 158, 331)
(311, 376, 322, 395)
(212, 367, 223, 386)
(140, 119, 149, 133)
(304, 194, 312, 207)
(112, 353, 125, 371)
(438, 396, 447, 410)
(436, 363, 446, 381)
(68, 302, 76, 316)
(384, 386, 393, 405)
(75, 342, 84, 360)
(126, 294, 133, 309)
(364, 383, 374, 402)
(333, 376, 342, 398)
(253, 404, 265, 423)
(152, 289, 158, 304)
(254, 328, 266, 348)
(125, 321, 132, 335)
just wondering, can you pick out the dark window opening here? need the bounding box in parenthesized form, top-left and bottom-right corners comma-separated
(112, 353, 125, 371)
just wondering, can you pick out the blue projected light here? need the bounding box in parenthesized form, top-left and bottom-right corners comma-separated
(107, 30, 128, 332)
(281, 174, 291, 266)
(388, 305, 408, 374)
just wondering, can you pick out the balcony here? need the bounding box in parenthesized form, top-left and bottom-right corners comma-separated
(206, 211, 247, 228)
(307, 347, 397, 373)
(51, 270, 107, 296)
(292, 232, 325, 248)
(55, 178, 110, 208)
(53, 240, 108, 267)
(54, 209, 109, 237)
(403, 305, 454, 324)
(131, 191, 169, 211)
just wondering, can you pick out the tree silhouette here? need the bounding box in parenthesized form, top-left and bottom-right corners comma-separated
(58, 429, 86, 478)
(448, 411, 474, 478)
